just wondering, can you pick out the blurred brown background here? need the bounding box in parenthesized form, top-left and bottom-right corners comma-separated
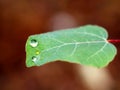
(0, 0, 120, 90)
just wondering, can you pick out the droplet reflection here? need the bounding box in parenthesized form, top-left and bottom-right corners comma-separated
(30, 39, 38, 47)
(36, 51, 40, 55)
(32, 56, 37, 62)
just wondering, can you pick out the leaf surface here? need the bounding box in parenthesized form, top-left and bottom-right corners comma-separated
(26, 25, 117, 68)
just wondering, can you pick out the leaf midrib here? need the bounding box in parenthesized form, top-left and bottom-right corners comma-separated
(40, 31, 108, 56)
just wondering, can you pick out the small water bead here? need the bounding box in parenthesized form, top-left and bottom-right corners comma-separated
(32, 56, 37, 62)
(30, 39, 38, 47)
(36, 51, 40, 55)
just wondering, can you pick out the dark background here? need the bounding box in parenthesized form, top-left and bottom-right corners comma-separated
(0, 0, 120, 90)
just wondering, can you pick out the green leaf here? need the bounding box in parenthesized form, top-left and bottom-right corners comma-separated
(25, 25, 117, 68)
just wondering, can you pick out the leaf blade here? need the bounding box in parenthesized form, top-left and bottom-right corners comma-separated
(26, 25, 117, 68)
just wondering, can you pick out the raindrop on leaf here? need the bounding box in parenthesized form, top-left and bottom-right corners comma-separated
(30, 39, 38, 47)
(32, 56, 37, 63)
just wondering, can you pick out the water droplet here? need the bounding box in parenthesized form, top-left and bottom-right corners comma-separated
(30, 39, 38, 47)
(32, 56, 37, 62)
(36, 51, 40, 55)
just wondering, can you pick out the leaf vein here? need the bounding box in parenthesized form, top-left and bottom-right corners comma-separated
(86, 42, 108, 61)
(41, 41, 105, 54)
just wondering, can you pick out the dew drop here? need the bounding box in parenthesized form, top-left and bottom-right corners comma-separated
(36, 51, 40, 55)
(32, 56, 37, 62)
(30, 39, 38, 47)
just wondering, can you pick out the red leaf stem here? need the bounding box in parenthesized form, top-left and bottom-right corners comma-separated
(108, 39, 120, 43)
